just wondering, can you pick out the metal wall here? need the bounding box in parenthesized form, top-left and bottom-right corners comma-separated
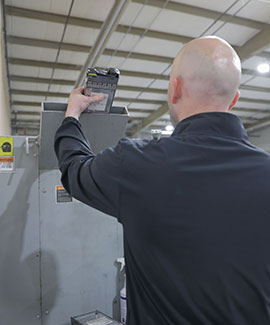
(0, 0, 11, 136)
(0, 137, 40, 325)
(39, 169, 123, 324)
(0, 110, 126, 324)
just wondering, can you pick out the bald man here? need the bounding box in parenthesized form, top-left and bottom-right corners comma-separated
(55, 36, 270, 324)
(168, 36, 241, 125)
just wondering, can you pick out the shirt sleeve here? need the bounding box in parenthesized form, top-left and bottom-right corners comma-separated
(54, 117, 123, 220)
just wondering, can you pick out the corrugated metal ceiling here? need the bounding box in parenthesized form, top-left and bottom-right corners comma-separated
(3, 0, 270, 136)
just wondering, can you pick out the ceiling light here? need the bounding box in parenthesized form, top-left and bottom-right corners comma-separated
(161, 130, 173, 136)
(165, 124, 174, 131)
(257, 63, 270, 73)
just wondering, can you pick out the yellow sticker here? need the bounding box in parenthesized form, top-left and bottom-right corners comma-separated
(0, 137, 13, 156)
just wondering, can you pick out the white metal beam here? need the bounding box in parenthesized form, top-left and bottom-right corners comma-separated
(237, 27, 270, 61)
(75, 0, 130, 87)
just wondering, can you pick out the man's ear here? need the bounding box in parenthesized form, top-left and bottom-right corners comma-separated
(228, 90, 240, 111)
(171, 77, 182, 104)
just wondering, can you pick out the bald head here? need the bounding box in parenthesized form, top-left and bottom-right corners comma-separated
(168, 36, 241, 125)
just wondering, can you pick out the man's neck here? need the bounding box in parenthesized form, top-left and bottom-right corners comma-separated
(177, 106, 229, 123)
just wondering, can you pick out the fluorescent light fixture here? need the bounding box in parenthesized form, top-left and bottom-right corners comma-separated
(161, 130, 173, 135)
(257, 63, 270, 73)
(165, 124, 174, 131)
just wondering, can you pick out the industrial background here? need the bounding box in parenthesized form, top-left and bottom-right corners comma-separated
(0, 1, 270, 324)
(0, 0, 270, 140)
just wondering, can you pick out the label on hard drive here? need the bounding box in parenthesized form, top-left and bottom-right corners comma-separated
(87, 92, 109, 112)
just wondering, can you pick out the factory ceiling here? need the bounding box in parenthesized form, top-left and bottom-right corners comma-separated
(3, 0, 270, 137)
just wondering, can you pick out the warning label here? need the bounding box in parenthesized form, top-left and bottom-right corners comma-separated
(0, 156, 15, 172)
(56, 185, 72, 203)
(56, 186, 81, 203)
(0, 137, 13, 156)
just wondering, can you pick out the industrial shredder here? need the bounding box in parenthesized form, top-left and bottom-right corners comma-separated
(0, 102, 128, 325)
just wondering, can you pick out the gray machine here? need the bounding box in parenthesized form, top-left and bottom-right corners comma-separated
(0, 103, 128, 325)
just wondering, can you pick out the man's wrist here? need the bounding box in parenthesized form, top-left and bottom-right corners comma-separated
(63, 116, 81, 125)
(65, 113, 79, 120)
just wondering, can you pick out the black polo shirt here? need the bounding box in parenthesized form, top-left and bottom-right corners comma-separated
(55, 112, 270, 324)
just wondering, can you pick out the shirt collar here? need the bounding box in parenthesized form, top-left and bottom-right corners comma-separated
(171, 112, 249, 141)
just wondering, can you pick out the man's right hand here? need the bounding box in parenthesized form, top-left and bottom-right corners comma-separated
(65, 86, 104, 120)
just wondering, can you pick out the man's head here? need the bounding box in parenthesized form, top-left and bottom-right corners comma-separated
(167, 36, 241, 126)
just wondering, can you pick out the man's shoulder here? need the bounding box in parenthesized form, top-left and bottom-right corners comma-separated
(118, 136, 172, 151)
(118, 138, 170, 154)
(119, 137, 152, 150)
